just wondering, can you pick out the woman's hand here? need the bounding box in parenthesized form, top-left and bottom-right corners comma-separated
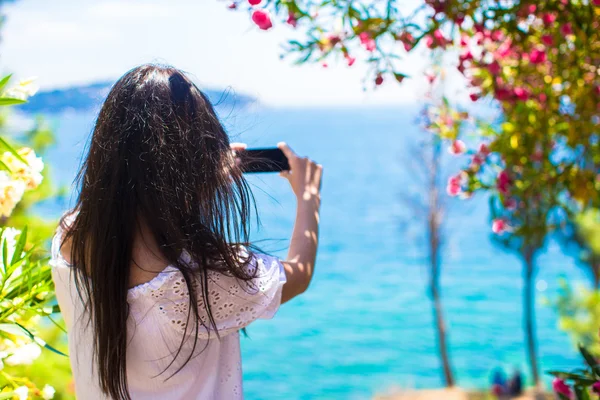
(277, 142, 323, 203)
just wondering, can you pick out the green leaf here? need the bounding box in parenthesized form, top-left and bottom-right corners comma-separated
(0, 97, 26, 106)
(0, 322, 30, 337)
(394, 72, 408, 83)
(0, 136, 26, 164)
(574, 385, 591, 400)
(3, 238, 8, 273)
(548, 371, 597, 384)
(10, 226, 27, 267)
(0, 74, 12, 92)
(579, 344, 600, 377)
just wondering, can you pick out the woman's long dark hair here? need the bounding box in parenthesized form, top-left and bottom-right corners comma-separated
(62, 64, 256, 399)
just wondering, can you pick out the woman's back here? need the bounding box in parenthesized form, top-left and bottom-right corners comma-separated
(52, 215, 286, 399)
(51, 64, 322, 399)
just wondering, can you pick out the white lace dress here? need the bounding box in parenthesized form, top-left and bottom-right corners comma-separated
(50, 223, 287, 400)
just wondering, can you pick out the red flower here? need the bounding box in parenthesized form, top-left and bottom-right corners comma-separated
(541, 35, 553, 46)
(359, 32, 376, 52)
(470, 93, 479, 102)
(228, 2, 238, 9)
(543, 13, 557, 26)
(497, 170, 511, 195)
(375, 74, 384, 86)
(248, 0, 261, 5)
(478, 143, 490, 156)
(286, 11, 297, 27)
(492, 219, 508, 234)
(448, 140, 466, 155)
(552, 378, 572, 399)
(346, 55, 356, 67)
(460, 35, 469, 47)
(471, 154, 485, 167)
(514, 87, 529, 101)
(561, 23, 573, 35)
(252, 10, 273, 30)
(529, 49, 547, 64)
(592, 381, 600, 395)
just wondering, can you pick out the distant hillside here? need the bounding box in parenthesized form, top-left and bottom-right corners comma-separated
(18, 81, 256, 114)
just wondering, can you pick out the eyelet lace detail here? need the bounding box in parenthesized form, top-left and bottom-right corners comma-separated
(129, 253, 286, 338)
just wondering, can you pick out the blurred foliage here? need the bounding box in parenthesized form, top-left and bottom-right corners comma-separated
(551, 280, 600, 357)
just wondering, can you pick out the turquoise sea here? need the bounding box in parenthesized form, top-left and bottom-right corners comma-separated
(40, 105, 585, 399)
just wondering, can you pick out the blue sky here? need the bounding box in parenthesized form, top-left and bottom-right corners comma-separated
(0, 0, 450, 107)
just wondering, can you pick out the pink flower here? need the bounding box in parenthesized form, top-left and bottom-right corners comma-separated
(448, 140, 466, 155)
(424, 35, 434, 48)
(543, 13, 557, 26)
(322, 62, 328, 68)
(593, 381, 600, 395)
(433, 29, 448, 48)
(529, 49, 546, 64)
(488, 61, 501, 75)
(491, 30, 504, 42)
(460, 50, 474, 62)
(446, 174, 463, 196)
(460, 35, 469, 47)
(492, 219, 508, 234)
(561, 23, 573, 35)
(526, 4, 537, 14)
(426, 73, 436, 84)
(478, 143, 490, 156)
(346, 56, 356, 67)
(287, 11, 298, 27)
(252, 9, 273, 30)
(375, 74, 384, 86)
(497, 170, 511, 195)
(542, 35, 554, 46)
(514, 87, 529, 101)
(470, 93, 479, 102)
(359, 32, 376, 52)
(552, 378, 572, 399)
(248, 0, 261, 5)
(495, 87, 512, 101)
(397, 32, 415, 52)
(471, 154, 485, 167)
(504, 198, 517, 210)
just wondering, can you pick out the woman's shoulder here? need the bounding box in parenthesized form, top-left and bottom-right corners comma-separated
(50, 210, 77, 268)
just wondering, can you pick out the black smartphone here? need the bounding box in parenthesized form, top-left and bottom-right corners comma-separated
(237, 148, 290, 173)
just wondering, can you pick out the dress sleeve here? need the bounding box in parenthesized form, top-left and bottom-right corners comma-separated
(143, 251, 287, 339)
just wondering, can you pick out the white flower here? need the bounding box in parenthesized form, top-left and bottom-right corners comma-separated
(13, 386, 28, 400)
(5, 342, 41, 366)
(41, 384, 55, 400)
(3, 77, 38, 101)
(1, 147, 44, 190)
(0, 172, 25, 218)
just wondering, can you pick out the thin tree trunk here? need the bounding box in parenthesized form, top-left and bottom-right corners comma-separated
(428, 138, 455, 387)
(431, 276, 455, 387)
(523, 249, 540, 386)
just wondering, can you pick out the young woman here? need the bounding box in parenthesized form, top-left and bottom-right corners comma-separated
(50, 64, 322, 400)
